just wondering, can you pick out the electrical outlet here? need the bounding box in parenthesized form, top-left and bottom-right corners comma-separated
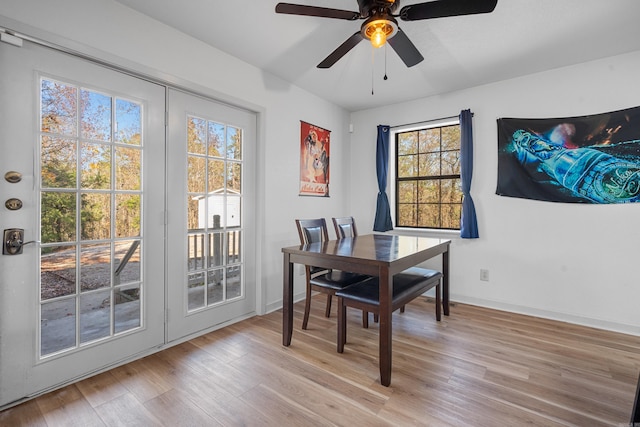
(480, 269, 489, 281)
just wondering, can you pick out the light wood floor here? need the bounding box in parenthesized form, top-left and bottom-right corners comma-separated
(2, 296, 639, 426)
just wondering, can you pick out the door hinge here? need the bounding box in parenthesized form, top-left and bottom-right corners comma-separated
(0, 32, 23, 48)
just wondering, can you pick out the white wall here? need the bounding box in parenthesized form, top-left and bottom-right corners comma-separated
(0, 0, 351, 312)
(349, 50, 640, 335)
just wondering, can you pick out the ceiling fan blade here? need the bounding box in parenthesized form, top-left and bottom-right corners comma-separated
(387, 28, 424, 67)
(275, 3, 360, 20)
(400, 0, 498, 21)
(317, 32, 364, 68)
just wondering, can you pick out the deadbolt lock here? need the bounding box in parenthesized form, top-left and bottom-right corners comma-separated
(5, 198, 23, 211)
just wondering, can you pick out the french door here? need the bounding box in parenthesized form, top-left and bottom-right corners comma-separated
(0, 37, 257, 408)
(166, 89, 256, 342)
(0, 39, 166, 406)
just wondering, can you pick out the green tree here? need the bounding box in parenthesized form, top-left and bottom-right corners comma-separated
(41, 192, 76, 243)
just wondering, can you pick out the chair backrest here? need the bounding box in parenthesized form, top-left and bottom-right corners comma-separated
(295, 218, 329, 245)
(332, 216, 358, 239)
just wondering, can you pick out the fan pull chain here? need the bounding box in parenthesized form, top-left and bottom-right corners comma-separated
(371, 45, 375, 95)
(384, 44, 388, 81)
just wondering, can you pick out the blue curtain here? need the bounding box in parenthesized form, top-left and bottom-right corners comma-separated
(373, 125, 393, 231)
(460, 109, 479, 238)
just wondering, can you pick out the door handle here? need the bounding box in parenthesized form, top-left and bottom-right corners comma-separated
(3, 228, 37, 255)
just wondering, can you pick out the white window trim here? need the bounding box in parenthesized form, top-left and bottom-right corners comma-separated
(388, 117, 461, 237)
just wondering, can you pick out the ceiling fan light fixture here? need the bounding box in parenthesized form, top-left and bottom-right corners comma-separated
(363, 18, 397, 48)
(277, 0, 499, 69)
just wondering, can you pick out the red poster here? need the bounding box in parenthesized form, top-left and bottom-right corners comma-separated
(299, 121, 330, 197)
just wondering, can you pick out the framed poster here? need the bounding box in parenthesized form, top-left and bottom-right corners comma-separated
(299, 121, 330, 197)
(497, 105, 640, 203)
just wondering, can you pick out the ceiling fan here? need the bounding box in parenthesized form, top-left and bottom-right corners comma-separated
(275, 0, 498, 68)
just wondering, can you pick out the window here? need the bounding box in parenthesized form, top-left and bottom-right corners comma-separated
(394, 122, 462, 230)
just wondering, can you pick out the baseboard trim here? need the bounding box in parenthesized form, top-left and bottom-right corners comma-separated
(452, 294, 640, 337)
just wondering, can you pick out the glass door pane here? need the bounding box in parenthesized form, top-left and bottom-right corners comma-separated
(39, 77, 144, 357)
(186, 117, 243, 311)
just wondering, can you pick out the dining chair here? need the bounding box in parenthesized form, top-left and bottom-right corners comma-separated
(332, 215, 385, 325)
(332, 216, 406, 324)
(332, 216, 358, 239)
(295, 218, 372, 330)
(335, 267, 442, 353)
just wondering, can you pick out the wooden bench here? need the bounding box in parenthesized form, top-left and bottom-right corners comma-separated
(335, 267, 442, 353)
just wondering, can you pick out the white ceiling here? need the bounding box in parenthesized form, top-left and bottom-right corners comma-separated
(115, 0, 640, 112)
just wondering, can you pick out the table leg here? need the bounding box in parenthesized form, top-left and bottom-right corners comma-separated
(443, 248, 450, 316)
(283, 253, 293, 346)
(379, 267, 392, 386)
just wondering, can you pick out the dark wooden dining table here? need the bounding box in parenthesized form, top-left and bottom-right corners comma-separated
(282, 233, 451, 386)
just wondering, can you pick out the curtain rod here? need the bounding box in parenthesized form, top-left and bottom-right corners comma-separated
(389, 112, 473, 129)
